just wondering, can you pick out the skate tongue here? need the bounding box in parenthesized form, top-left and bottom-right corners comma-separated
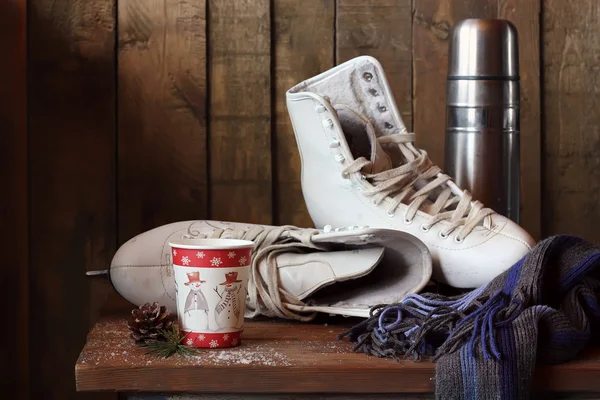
(366, 124, 392, 174)
(274, 247, 385, 301)
(335, 106, 391, 174)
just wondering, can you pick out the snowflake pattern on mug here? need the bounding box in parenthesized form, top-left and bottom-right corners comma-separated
(181, 331, 242, 349)
(172, 248, 251, 268)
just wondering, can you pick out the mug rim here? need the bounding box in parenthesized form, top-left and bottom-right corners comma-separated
(168, 238, 254, 250)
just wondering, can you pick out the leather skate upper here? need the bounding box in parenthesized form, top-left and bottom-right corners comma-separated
(290, 58, 495, 240)
(286, 56, 536, 288)
(110, 220, 432, 319)
(289, 56, 410, 138)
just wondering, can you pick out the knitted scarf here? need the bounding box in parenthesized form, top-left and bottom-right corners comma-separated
(340, 235, 600, 399)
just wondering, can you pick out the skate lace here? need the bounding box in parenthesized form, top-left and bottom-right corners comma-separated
(206, 225, 324, 321)
(342, 134, 494, 241)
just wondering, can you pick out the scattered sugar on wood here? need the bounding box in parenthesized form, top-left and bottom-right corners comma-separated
(185, 346, 292, 366)
(77, 316, 351, 368)
(78, 320, 293, 367)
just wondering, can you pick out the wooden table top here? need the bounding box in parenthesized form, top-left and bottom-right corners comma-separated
(76, 315, 600, 393)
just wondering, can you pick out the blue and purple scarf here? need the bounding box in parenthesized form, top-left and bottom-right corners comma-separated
(340, 235, 600, 399)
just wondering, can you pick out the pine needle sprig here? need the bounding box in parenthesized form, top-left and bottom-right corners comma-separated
(139, 324, 199, 358)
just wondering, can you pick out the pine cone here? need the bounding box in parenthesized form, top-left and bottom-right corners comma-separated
(127, 302, 176, 344)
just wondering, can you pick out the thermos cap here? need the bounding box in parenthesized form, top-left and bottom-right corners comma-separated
(448, 19, 519, 80)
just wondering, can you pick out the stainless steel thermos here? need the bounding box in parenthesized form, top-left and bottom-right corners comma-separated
(444, 19, 520, 223)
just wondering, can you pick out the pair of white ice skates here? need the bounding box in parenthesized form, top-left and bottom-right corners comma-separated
(110, 56, 535, 320)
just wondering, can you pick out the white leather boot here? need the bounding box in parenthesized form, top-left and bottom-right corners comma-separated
(286, 56, 535, 288)
(109, 220, 432, 319)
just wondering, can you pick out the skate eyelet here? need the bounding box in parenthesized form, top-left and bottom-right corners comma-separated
(363, 72, 373, 82)
(439, 232, 449, 239)
(385, 122, 394, 129)
(378, 105, 388, 112)
(454, 236, 464, 243)
(371, 199, 378, 206)
(403, 217, 413, 225)
(334, 154, 345, 163)
(420, 224, 430, 232)
(386, 210, 395, 218)
(368, 88, 379, 96)
(322, 119, 334, 128)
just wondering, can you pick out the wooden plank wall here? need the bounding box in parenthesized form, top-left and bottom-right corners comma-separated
(0, 0, 27, 398)
(5, 0, 600, 397)
(274, 0, 335, 226)
(118, 0, 208, 242)
(209, 0, 273, 224)
(543, 0, 600, 240)
(28, 1, 117, 399)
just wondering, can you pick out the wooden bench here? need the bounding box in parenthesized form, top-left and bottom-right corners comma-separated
(76, 313, 600, 399)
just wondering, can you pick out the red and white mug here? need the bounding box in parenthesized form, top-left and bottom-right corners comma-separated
(168, 238, 253, 348)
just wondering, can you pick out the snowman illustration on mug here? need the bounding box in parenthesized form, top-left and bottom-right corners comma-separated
(183, 271, 209, 330)
(214, 271, 245, 330)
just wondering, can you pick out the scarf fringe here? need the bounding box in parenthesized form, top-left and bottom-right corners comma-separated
(339, 288, 527, 361)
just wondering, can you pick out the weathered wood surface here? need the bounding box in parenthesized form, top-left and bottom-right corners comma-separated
(0, 0, 27, 397)
(122, 393, 600, 400)
(209, 0, 272, 225)
(77, 316, 600, 394)
(499, 0, 542, 240)
(28, 0, 117, 398)
(273, 0, 334, 227)
(118, 0, 208, 243)
(76, 316, 430, 393)
(543, 0, 600, 243)
(126, 394, 436, 399)
(337, 0, 413, 130)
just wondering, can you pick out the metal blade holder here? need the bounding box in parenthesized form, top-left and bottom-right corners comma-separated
(444, 19, 520, 223)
